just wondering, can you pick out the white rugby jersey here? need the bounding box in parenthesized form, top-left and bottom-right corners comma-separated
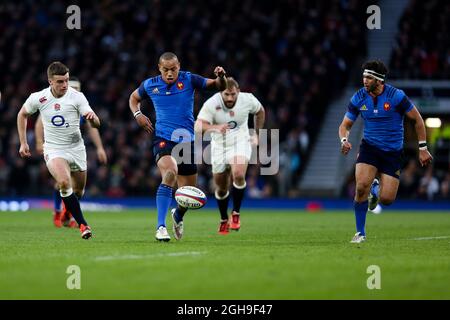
(24, 87, 93, 149)
(197, 92, 262, 146)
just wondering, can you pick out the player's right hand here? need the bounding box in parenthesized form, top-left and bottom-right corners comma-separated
(341, 141, 352, 155)
(215, 123, 230, 134)
(135, 114, 154, 134)
(19, 143, 31, 158)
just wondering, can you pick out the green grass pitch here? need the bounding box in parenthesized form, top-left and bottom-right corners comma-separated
(1, 209, 449, 299)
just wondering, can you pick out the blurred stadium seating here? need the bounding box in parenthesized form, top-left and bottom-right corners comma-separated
(0, 0, 448, 202)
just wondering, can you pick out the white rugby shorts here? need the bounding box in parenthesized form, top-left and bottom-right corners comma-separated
(211, 138, 252, 174)
(44, 144, 87, 172)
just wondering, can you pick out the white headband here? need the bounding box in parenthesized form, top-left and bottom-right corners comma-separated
(363, 69, 385, 81)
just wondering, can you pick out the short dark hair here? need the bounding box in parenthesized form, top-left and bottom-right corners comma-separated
(226, 77, 239, 90)
(47, 61, 69, 78)
(362, 60, 388, 78)
(159, 52, 178, 63)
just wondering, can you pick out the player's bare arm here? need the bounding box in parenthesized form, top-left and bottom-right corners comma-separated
(405, 106, 433, 167)
(87, 126, 108, 164)
(338, 116, 354, 155)
(252, 106, 266, 146)
(35, 114, 44, 155)
(17, 105, 32, 158)
(129, 89, 154, 134)
(194, 119, 230, 134)
(82, 111, 100, 129)
(205, 66, 227, 91)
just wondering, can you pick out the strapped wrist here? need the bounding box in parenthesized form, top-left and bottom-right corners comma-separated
(419, 140, 427, 150)
(133, 110, 142, 118)
(340, 137, 348, 144)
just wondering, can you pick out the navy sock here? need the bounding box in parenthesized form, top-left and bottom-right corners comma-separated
(174, 205, 187, 223)
(54, 190, 62, 212)
(216, 192, 230, 220)
(62, 193, 87, 226)
(232, 183, 246, 213)
(354, 200, 368, 236)
(156, 184, 173, 228)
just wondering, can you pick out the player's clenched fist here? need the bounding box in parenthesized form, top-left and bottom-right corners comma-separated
(340, 139, 352, 155)
(214, 66, 226, 78)
(19, 143, 31, 158)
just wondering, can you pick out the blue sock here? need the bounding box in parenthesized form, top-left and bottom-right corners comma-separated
(54, 190, 62, 212)
(156, 184, 173, 228)
(354, 200, 368, 236)
(371, 183, 380, 198)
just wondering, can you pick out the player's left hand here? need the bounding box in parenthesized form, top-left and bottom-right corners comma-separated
(214, 66, 226, 78)
(83, 111, 98, 121)
(419, 149, 433, 167)
(96, 148, 108, 165)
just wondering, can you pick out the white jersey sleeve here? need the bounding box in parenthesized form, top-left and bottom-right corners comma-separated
(197, 95, 217, 123)
(248, 93, 262, 114)
(74, 91, 93, 115)
(23, 93, 40, 114)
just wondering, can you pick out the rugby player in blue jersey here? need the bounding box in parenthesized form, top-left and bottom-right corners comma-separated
(129, 52, 227, 241)
(338, 60, 433, 243)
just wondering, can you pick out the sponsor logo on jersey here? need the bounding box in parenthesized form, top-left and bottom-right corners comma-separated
(384, 102, 391, 111)
(215, 106, 221, 111)
(152, 87, 160, 94)
(360, 105, 368, 111)
(39, 96, 47, 104)
(54, 103, 61, 111)
(177, 82, 184, 90)
(228, 121, 237, 129)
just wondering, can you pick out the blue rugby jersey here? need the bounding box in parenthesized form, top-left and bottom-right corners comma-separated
(138, 71, 207, 142)
(345, 84, 414, 151)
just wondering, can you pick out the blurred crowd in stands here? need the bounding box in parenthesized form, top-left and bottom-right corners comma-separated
(0, 0, 448, 200)
(389, 0, 449, 79)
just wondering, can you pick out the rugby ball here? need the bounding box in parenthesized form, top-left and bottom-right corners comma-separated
(175, 186, 207, 209)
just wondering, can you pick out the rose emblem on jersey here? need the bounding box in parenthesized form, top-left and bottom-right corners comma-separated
(383, 102, 391, 111)
(229, 111, 235, 117)
(54, 103, 61, 111)
(177, 82, 184, 90)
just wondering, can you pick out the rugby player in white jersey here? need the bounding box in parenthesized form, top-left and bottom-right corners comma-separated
(17, 62, 100, 239)
(35, 77, 107, 229)
(195, 77, 265, 234)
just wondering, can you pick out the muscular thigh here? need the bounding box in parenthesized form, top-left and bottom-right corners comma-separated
(379, 173, 399, 203)
(47, 158, 71, 183)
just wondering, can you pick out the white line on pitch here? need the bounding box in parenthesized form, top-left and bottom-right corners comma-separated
(410, 236, 450, 241)
(95, 251, 206, 261)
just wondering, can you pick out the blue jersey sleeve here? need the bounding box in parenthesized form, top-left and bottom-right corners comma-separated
(190, 74, 207, 90)
(138, 81, 150, 100)
(395, 90, 414, 113)
(345, 93, 360, 121)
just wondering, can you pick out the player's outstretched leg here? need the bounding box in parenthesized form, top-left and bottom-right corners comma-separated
(368, 178, 380, 211)
(215, 190, 230, 235)
(230, 182, 246, 231)
(351, 200, 368, 243)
